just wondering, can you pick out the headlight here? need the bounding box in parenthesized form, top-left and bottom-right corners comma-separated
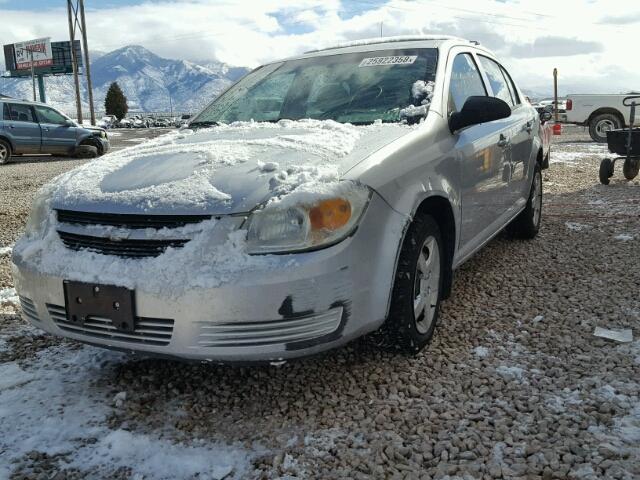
(245, 182, 371, 254)
(24, 186, 53, 238)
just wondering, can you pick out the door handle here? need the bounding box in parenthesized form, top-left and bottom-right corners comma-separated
(43, 128, 49, 132)
(8, 124, 15, 129)
(497, 134, 510, 148)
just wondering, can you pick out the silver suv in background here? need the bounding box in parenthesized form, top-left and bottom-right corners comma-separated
(0, 98, 109, 164)
(13, 36, 545, 362)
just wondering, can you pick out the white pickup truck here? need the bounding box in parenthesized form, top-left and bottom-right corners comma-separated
(563, 94, 639, 142)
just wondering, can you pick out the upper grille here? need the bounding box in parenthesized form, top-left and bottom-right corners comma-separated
(56, 209, 211, 229)
(58, 231, 188, 258)
(48, 303, 174, 346)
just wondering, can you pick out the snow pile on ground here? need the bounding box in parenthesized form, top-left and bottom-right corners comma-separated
(614, 233, 634, 241)
(0, 245, 12, 256)
(0, 287, 19, 310)
(0, 345, 256, 479)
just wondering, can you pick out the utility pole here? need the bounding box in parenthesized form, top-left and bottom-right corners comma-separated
(29, 50, 36, 101)
(67, 0, 83, 123)
(78, 0, 95, 125)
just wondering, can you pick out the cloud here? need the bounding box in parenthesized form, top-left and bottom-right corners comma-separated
(509, 36, 604, 58)
(598, 12, 640, 25)
(0, 0, 638, 96)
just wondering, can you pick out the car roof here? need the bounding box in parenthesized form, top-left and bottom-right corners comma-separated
(0, 97, 50, 108)
(276, 35, 483, 63)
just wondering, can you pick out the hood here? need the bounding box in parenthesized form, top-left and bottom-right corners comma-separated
(50, 119, 412, 215)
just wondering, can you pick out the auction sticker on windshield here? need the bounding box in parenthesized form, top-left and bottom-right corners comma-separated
(359, 55, 417, 67)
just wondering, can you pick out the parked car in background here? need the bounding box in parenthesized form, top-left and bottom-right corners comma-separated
(564, 94, 639, 142)
(0, 98, 109, 164)
(13, 36, 546, 362)
(117, 118, 132, 128)
(535, 105, 553, 168)
(97, 115, 118, 129)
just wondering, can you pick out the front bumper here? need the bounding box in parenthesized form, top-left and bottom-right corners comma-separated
(99, 137, 110, 153)
(12, 193, 407, 362)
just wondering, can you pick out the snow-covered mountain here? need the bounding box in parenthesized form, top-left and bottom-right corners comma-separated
(0, 45, 249, 116)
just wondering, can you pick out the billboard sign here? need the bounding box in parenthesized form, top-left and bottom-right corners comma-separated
(3, 40, 81, 77)
(14, 37, 53, 70)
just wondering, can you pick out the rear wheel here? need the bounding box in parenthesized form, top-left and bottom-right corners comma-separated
(623, 159, 639, 180)
(0, 139, 11, 165)
(378, 214, 444, 354)
(589, 114, 622, 143)
(599, 158, 614, 185)
(507, 164, 542, 239)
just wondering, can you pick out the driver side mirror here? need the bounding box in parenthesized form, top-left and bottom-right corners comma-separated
(64, 119, 76, 127)
(449, 96, 511, 133)
(541, 111, 553, 123)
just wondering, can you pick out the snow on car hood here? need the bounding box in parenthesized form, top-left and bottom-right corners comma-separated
(51, 119, 412, 215)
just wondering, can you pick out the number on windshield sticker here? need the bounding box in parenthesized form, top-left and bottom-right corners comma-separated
(359, 56, 418, 67)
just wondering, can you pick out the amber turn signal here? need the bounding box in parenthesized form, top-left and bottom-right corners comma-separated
(309, 198, 352, 231)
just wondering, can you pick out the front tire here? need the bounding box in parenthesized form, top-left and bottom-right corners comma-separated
(0, 139, 11, 165)
(507, 163, 542, 239)
(589, 114, 622, 143)
(378, 214, 444, 354)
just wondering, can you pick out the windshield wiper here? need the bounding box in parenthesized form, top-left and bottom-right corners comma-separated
(188, 120, 220, 128)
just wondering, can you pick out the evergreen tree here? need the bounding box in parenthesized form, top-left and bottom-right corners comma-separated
(104, 82, 128, 120)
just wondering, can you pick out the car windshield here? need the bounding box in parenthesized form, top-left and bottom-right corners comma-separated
(192, 48, 438, 126)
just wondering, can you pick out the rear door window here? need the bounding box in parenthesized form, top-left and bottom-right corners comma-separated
(500, 66, 521, 106)
(7, 103, 37, 123)
(478, 56, 514, 107)
(448, 53, 487, 113)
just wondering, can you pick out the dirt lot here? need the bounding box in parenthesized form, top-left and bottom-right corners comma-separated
(0, 126, 638, 480)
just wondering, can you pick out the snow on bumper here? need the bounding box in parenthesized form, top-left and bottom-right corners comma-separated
(11, 194, 406, 362)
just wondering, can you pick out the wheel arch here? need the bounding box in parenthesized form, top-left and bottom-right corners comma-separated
(413, 195, 456, 299)
(0, 134, 15, 152)
(79, 135, 103, 155)
(588, 108, 626, 127)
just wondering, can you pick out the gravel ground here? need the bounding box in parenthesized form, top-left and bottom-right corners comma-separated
(0, 125, 638, 480)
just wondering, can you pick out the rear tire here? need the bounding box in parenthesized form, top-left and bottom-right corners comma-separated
(589, 114, 622, 143)
(0, 139, 11, 165)
(507, 163, 542, 239)
(599, 158, 614, 185)
(377, 214, 445, 354)
(623, 159, 639, 180)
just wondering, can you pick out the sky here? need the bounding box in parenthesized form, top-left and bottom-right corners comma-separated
(1, 0, 639, 96)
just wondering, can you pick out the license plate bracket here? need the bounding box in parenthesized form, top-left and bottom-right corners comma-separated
(63, 281, 136, 333)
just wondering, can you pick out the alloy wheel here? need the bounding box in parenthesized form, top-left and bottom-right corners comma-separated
(413, 236, 441, 334)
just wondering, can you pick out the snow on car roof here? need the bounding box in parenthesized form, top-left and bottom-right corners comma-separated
(305, 35, 469, 54)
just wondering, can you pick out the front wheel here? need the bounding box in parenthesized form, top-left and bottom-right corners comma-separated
(378, 214, 445, 354)
(507, 163, 542, 239)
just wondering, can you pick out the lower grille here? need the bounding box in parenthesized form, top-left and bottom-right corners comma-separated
(58, 231, 188, 258)
(47, 303, 174, 346)
(20, 296, 40, 323)
(196, 308, 343, 348)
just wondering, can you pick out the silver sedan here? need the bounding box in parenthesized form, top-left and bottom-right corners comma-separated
(12, 36, 545, 362)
